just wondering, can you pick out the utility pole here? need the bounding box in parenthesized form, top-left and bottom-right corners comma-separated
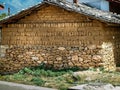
(8, 7, 10, 16)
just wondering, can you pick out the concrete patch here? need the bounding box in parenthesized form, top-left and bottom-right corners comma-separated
(68, 83, 120, 90)
(0, 81, 57, 90)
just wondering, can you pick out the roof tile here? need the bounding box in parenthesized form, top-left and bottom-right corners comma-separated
(0, 0, 120, 24)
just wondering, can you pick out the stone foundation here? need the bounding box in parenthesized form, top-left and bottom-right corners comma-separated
(101, 42, 116, 71)
(0, 42, 117, 74)
(0, 45, 105, 74)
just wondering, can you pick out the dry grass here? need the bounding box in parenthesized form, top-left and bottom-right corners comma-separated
(0, 67, 120, 90)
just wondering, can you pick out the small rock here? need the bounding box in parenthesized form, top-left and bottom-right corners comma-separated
(67, 56, 71, 59)
(56, 56, 62, 61)
(92, 55, 102, 60)
(18, 55, 23, 58)
(78, 57, 84, 62)
(31, 56, 39, 60)
(72, 55, 78, 61)
(37, 61, 41, 64)
(43, 61, 47, 64)
(26, 52, 33, 55)
(96, 45, 102, 49)
(58, 47, 65, 50)
(39, 56, 44, 61)
(84, 47, 88, 50)
(82, 52, 86, 55)
(41, 53, 45, 56)
(88, 45, 96, 50)
(68, 62, 74, 67)
(69, 51, 74, 54)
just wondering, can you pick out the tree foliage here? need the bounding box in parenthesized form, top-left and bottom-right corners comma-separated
(0, 13, 7, 19)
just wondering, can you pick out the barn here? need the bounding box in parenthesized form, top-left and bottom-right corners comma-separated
(0, 0, 120, 74)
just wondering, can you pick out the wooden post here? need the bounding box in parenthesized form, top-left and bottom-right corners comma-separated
(73, 0, 78, 4)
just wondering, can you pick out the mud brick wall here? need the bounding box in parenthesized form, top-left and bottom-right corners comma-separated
(0, 4, 120, 73)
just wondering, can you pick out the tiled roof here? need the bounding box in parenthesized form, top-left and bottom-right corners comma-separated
(0, 0, 120, 24)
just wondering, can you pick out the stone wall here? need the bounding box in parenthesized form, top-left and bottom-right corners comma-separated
(101, 42, 116, 71)
(0, 45, 103, 74)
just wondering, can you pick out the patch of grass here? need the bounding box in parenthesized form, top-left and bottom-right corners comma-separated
(13, 74, 25, 80)
(1, 66, 120, 90)
(58, 83, 69, 90)
(31, 77, 45, 86)
(95, 73, 120, 86)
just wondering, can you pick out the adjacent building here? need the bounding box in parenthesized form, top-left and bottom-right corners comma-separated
(79, 0, 120, 14)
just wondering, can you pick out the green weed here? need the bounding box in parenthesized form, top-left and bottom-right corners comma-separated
(31, 77, 45, 86)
